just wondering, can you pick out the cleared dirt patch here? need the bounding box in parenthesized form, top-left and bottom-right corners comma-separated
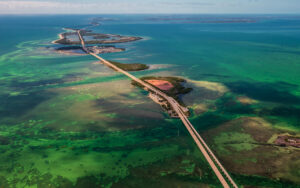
(145, 80, 174, 91)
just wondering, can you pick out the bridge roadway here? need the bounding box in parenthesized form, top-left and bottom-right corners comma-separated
(77, 30, 238, 188)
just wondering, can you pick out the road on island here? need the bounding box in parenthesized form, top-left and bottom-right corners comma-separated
(77, 30, 238, 188)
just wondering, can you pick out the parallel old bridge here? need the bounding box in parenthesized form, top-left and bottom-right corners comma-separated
(77, 30, 238, 188)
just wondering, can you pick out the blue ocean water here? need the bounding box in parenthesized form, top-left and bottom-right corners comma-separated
(1, 14, 300, 85)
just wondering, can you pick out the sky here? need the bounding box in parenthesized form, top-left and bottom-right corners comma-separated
(0, 0, 299, 14)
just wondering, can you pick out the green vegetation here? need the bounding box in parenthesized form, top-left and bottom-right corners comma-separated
(109, 61, 149, 71)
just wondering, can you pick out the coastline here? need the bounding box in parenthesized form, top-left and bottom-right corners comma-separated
(51, 28, 77, 44)
(51, 32, 64, 44)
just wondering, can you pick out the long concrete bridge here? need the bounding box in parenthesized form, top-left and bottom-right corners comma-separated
(77, 30, 238, 188)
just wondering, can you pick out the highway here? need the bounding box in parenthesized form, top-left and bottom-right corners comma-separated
(77, 30, 238, 188)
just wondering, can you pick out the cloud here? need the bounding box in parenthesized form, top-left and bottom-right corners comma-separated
(0, 0, 200, 14)
(0, 1, 63, 9)
(0, 1, 134, 14)
(0, 1, 72, 13)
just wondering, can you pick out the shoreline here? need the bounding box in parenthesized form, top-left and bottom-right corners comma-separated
(51, 28, 78, 44)
(51, 32, 64, 44)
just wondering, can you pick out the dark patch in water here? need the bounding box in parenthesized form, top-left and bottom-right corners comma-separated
(225, 81, 300, 104)
(259, 106, 300, 127)
(10, 78, 64, 88)
(191, 112, 232, 132)
(0, 90, 55, 119)
(75, 176, 100, 188)
(200, 73, 231, 78)
(216, 94, 256, 114)
(7, 73, 86, 91)
(0, 135, 10, 145)
(261, 106, 300, 117)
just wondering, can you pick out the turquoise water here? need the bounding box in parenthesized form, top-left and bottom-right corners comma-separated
(0, 15, 300, 187)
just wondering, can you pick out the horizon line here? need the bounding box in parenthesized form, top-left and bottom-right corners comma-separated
(1, 13, 300, 15)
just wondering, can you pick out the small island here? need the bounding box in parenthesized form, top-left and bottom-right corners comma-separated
(132, 76, 193, 103)
(132, 76, 192, 117)
(147, 16, 256, 24)
(109, 61, 149, 71)
(90, 17, 116, 26)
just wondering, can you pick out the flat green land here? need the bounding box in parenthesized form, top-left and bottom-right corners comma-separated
(109, 61, 149, 71)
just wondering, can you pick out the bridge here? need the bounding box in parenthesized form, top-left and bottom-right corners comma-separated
(77, 30, 238, 188)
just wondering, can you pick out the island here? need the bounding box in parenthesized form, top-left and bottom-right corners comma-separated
(147, 16, 256, 24)
(131, 76, 192, 117)
(52, 29, 142, 45)
(90, 17, 116, 26)
(109, 61, 149, 71)
(132, 76, 192, 99)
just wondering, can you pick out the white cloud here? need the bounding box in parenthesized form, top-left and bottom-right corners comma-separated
(0, 1, 62, 9)
(0, 0, 184, 14)
(0, 1, 69, 13)
(0, 1, 148, 14)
